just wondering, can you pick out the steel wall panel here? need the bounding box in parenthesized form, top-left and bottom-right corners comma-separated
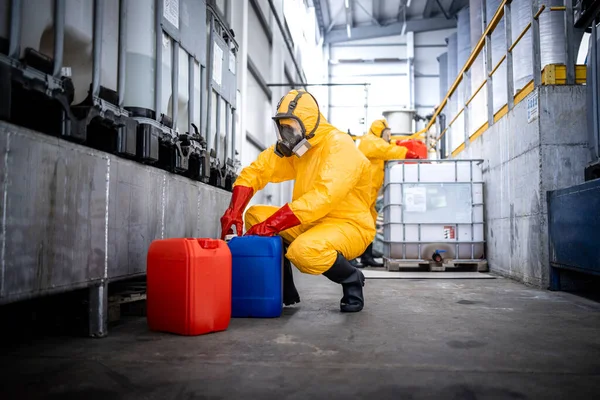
(0, 126, 108, 301)
(0, 122, 231, 305)
(163, 175, 204, 239)
(548, 179, 600, 284)
(107, 159, 165, 280)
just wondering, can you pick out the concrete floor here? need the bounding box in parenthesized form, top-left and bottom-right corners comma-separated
(1, 272, 600, 399)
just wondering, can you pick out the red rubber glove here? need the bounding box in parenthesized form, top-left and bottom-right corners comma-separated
(220, 186, 254, 240)
(245, 204, 301, 237)
(396, 139, 427, 159)
(405, 149, 421, 159)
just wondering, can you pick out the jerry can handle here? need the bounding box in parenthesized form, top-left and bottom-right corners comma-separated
(197, 238, 220, 249)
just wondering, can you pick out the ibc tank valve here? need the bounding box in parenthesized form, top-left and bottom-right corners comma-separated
(432, 250, 446, 263)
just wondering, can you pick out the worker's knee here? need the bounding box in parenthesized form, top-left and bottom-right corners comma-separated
(244, 205, 277, 230)
(286, 236, 336, 275)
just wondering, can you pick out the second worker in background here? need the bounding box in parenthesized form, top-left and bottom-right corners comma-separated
(353, 119, 421, 267)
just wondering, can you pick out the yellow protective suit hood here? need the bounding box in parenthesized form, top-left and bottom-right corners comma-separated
(234, 90, 375, 274)
(368, 119, 389, 138)
(359, 119, 408, 222)
(274, 90, 334, 149)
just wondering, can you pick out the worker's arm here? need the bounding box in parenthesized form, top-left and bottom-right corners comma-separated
(234, 145, 296, 192)
(288, 138, 363, 224)
(359, 136, 408, 161)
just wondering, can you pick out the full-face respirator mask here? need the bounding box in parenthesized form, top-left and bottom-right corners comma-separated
(273, 91, 321, 158)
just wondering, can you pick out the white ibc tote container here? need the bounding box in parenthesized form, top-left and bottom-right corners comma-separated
(9, 0, 197, 132)
(383, 159, 485, 267)
(18, 0, 119, 104)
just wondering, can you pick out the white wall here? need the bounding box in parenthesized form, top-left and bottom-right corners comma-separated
(228, 0, 325, 207)
(328, 29, 455, 136)
(328, 34, 408, 135)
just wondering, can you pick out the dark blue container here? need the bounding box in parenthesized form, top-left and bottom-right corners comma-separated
(228, 236, 283, 318)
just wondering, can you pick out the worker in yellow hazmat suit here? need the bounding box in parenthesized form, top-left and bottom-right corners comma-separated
(220, 89, 375, 313)
(354, 119, 420, 267)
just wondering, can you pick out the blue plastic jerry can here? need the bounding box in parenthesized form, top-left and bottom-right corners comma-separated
(228, 236, 283, 318)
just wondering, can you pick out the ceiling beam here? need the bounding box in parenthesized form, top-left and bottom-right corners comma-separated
(355, 0, 381, 26)
(435, 0, 451, 19)
(372, 0, 380, 23)
(423, 0, 437, 18)
(325, 17, 457, 44)
(313, 0, 331, 34)
(345, 0, 353, 38)
(397, 0, 405, 22)
(327, 3, 347, 33)
(449, 0, 467, 15)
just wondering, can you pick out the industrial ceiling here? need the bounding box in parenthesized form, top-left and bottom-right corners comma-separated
(313, 0, 468, 43)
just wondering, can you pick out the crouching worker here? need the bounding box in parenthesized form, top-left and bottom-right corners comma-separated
(220, 89, 375, 313)
(354, 119, 422, 267)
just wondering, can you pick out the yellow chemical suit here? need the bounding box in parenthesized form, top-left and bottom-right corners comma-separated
(234, 91, 375, 275)
(358, 119, 408, 223)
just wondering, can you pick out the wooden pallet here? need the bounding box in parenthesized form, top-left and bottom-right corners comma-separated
(384, 258, 488, 273)
(108, 280, 147, 322)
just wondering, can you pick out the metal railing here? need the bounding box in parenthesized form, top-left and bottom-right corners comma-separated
(422, 0, 579, 158)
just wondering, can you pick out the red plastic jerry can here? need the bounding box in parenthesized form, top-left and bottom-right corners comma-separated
(396, 139, 428, 163)
(147, 238, 231, 336)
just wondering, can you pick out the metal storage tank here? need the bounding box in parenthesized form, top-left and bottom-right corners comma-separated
(383, 110, 416, 136)
(457, 7, 472, 75)
(446, 33, 458, 140)
(547, 1, 583, 66)
(437, 52, 449, 157)
(438, 52, 449, 107)
(512, 0, 583, 94)
(486, 0, 507, 113)
(470, 0, 487, 132)
(511, 0, 533, 92)
(454, 6, 470, 147)
(383, 159, 486, 268)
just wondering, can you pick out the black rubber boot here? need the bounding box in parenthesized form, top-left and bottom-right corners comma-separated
(323, 253, 365, 313)
(359, 243, 383, 268)
(349, 258, 363, 268)
(283, 250, 300, 306)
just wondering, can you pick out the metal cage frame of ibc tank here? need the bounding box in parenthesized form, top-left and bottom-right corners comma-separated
(0, 0, 136, 155)
(381, 159, 487, 272)
(0, 0, 240, 191)
(205, 4, 239, 191)
(134, 0, 212, 180)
